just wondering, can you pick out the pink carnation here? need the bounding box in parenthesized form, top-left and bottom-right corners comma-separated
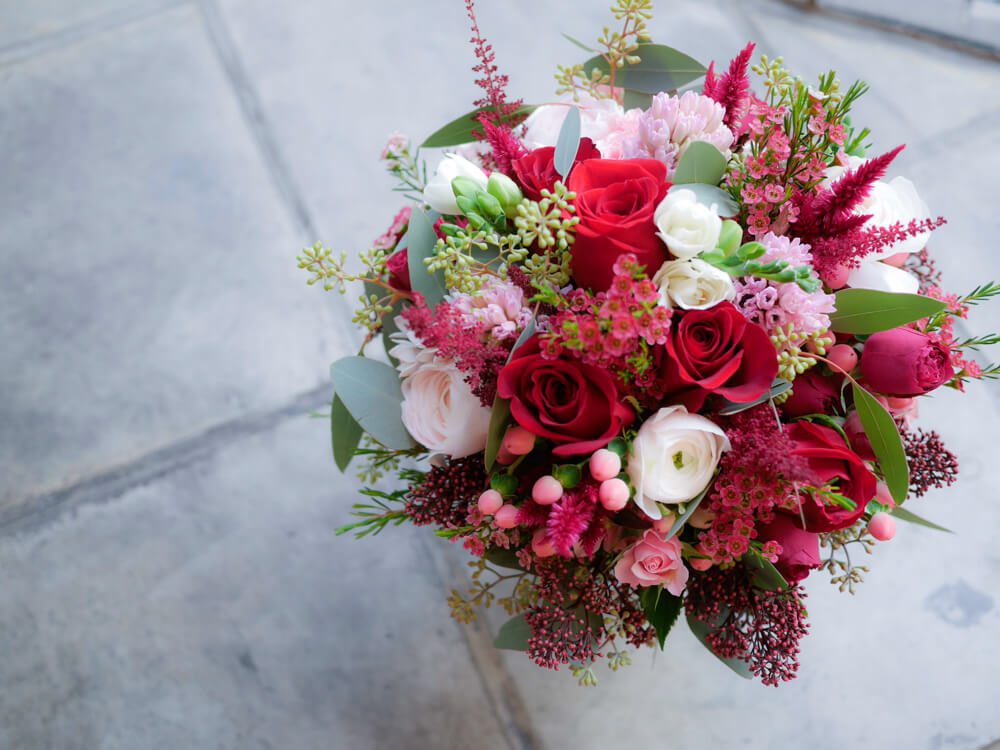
(449, 278, 532, 341)
(614, 529, 689, 594)
(621, 91, 734, 177)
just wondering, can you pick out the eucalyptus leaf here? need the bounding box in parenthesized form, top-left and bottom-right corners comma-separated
(553, 105, 582, 179)
(717, 379, 791, 416)
(405, 208, 447, 308)
(664, 484, 711, 540)
(677, 182, 740, 217)
(623, 88, 653, 111)
(892, 506, 953, 533)
(510, 318, 537, 358)
(330, 392, 363, 472)
(583, 43, 707, 94)
(743, 553, 789, 592)
(672, 142, 728, 185)
(330, 357, 416, 450)
(852, 383, 909, 504)
(830, 289, 947, 334)
(484, 547, 525, 570)
(686, 614, 753, 679)
(640, 587, 683, 649)
(484, 397, 512, 472)
(494, 613, 531, 651)
(421, 104, 537, 148)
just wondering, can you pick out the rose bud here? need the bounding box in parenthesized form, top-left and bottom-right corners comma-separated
(756, 512, 822, 583)
(781, 368, 842, 418)
(843, 410, 876, 462)
(860, 327, 953, 397)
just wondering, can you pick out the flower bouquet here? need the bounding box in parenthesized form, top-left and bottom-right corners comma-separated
(299, 0, 998, 686)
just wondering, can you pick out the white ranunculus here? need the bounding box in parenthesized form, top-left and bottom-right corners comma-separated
(825, 158, 931, 259)
(653, 258, 735, 310)
(653, 188, 722, 260)
(847, 259, 920, 295)
(422, 153, 488, 215)
(400, 360, 491, 459)
(626, 405, 730, 520)
(521, 94, 625, 151)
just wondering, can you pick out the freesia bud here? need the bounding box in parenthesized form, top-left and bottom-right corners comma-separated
(487, 172, 524, 216)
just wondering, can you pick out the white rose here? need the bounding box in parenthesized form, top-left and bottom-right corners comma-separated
(400, 361, 491, 458)
(653, 258, 735, 310)
(626, 405, 730, 520)
(847, 259, 920, 295)
(653, 188, 722, 259)
(422, 153, 488, 215)
(825, 158, 931, 259)
(521, 94, 625, 151)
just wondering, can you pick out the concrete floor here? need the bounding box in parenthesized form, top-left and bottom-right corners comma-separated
(1, 0, 999, 748)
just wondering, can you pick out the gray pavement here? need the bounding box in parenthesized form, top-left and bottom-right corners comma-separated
(1, 1, 999, 748)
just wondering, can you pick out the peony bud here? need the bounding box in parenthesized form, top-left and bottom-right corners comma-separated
(860, 327, 953, 397)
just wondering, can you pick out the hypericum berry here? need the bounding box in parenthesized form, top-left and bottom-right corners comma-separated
(494, 504, 520, 529)
(823, 262, 850, 289)
(827, 344, 858, 372)
(531, 528, 556, 558)
(868, 512, 896, 541)
(875, 481, 895, 507)
(589, 449, 622, 482)
(532, 476, 564, 505)
(501, 425, 535, 456)
(598, 478, 630, 511)
(477, 489, 504, 515)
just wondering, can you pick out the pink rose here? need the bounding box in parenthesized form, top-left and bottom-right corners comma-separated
(614, 529, 689, 594)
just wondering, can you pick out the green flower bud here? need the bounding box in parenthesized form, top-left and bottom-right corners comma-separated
(487, 172, 524, 217)
(552, 464, 582, 489)
(490, 473, 518, 497)
(451, 175, 484, 202)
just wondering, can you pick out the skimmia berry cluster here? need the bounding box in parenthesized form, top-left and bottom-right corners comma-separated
(302, 0, 999, 687)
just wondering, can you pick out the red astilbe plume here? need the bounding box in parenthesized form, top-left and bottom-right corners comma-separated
(703, 42, 755, 136)
(480, 119, 527, 176)
(406, 455, 487, 529)
(902, 427, 960, 497)
(685, 565, 809, 686)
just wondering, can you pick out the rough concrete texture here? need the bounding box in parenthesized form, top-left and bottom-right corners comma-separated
(0, 0, 998, 748)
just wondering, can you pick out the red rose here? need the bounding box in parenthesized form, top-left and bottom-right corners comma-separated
(512, 139, 601, 202)
(661, 302, 779, 411)
(757, 512, 821, 583)
(789, 421, 877, 532)
(496, 335, 633, 456)
(860, 326, 953, 397)
(567, 159, 669, 291)
(781, 368, 842, 418)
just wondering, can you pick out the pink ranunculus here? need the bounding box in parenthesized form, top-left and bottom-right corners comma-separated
(613, 529, 689, 594)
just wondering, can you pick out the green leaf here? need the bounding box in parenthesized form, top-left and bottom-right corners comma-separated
(553, 105, 582, 179)
(718, 378, 791, 416)
(484, 547, 525, 570)
(640, 587, 682, 649)
(421, 104, 537, 148)
(677, 182, 740, 217)
(583, 43, 707, 94)
(830, 289, 947, 334)
(671, 142, 728, 185)
(330, 357, 416, 450)
(664, 484, 711, 540)
(484, 397, 511, 472)
(330, 392, 363, 472)
(562, 32, 597, 53)
(405, 208, 447, 308)
(494, 613, 531, 651)
(510, 318, 537, 356)
(686, 613, 753, 679)
(892, 506, 953, 533)
(852, 383, 908, 504)
(743, 553, 789, 592)
(623, 88, 653, 111)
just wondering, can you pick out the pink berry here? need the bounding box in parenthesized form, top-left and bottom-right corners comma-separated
(495, 445, 515, 465)
(532, 475, 563, 505)
(589, 449, 622, 482)
(875, 481, 895, 507)
(477, 489, 503, 515)
(690, 557, 713, 572)
(531, 529, 556, 558)
(501, 426, 535, 456)
(828, 344, 858, 373)
(494, 504, 520, 529)
(652, 515, 675, 534)
(868, 512, 896, 541)
(824, 263, 850, 289)
(598, 478, 630, 511)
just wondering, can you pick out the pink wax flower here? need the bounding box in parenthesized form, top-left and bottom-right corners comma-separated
(614, 529, 689, 594)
